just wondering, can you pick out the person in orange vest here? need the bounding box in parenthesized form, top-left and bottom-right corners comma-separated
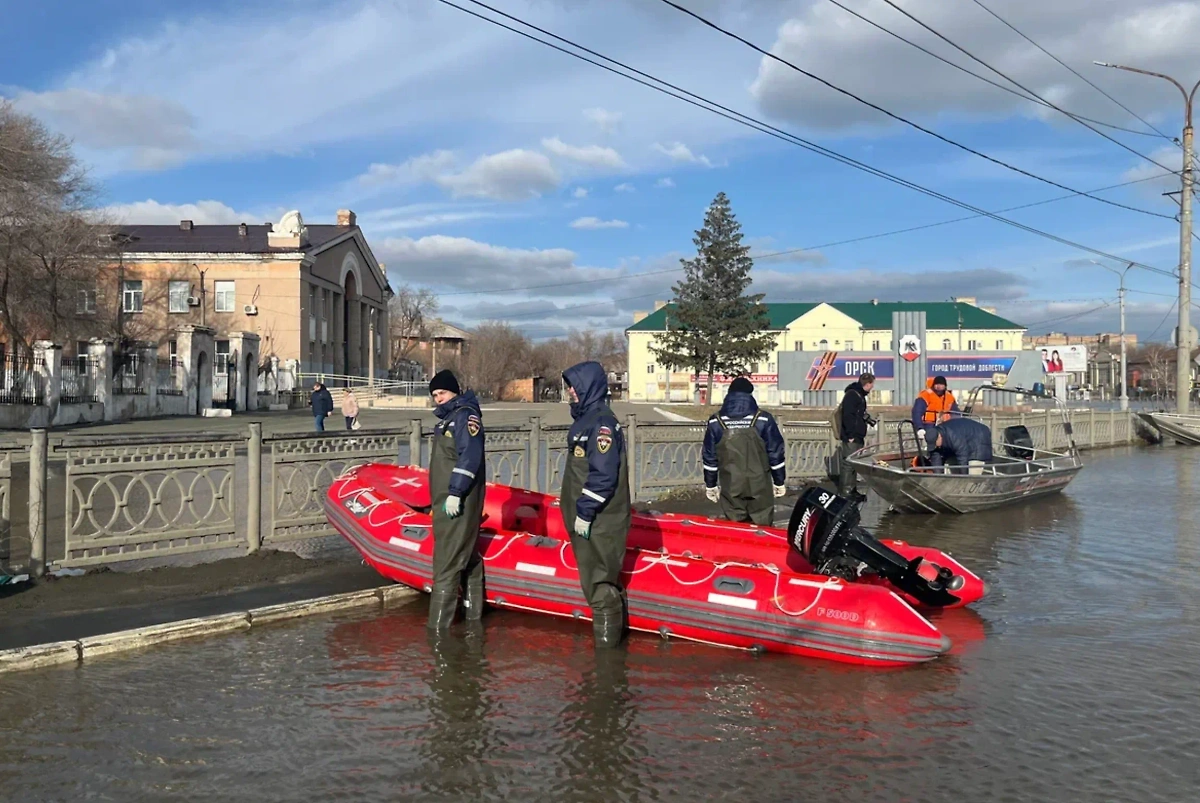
(912, 375, 959, 443)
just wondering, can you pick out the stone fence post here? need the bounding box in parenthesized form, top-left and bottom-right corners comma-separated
(528, 416, 541, 492)
(33, 341, 61, 428)
(247, 422, 262, 553)
(409, 419, 423, 467)
(626, 414, 639, 500)
(88, 338, 114, 422)
(29, 428, 48, 577)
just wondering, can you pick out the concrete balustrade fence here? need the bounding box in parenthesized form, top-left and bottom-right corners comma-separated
(0, 409, 1135, 577)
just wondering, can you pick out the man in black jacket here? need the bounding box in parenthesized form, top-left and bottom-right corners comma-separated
(928, 417, 994, 473)
(837, 372, 875, 499)
(310, 382, 334, 432)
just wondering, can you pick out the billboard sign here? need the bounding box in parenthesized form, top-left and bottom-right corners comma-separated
(1037, 345, 1087, 374)
(805, 352, 894, 390)
(926, 355, 1017, 379)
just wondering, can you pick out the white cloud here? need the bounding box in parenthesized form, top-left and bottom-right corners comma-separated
(437, 149, 560, 201)
(749, 0, 1200, 133)
(95, 199, 258, 225)
(570, 216, 629, 230)
(356, 151, 456, 187)
(1121, 145, 1184, 199)
(541, 136, 626, 170)
(614, 182, 636, 193)
(583, 107, 623, 135)
(357, 203, 513, 234)
(572, 186, 589, 199)
(655, 177, 676, 188)
(654, 141, 712, 167)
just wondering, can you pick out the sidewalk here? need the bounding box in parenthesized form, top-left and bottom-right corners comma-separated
(0, 551, 388, 651)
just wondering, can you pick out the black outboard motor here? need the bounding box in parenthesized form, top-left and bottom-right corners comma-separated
(786, 486, 966, 607)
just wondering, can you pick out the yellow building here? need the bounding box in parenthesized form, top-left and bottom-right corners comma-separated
(626, 299, 1026, 403)
(107, 209, 390, 378)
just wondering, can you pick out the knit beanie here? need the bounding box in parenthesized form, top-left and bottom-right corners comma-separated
(933, 375, 948, 387)
(428, 369, 460, 396)
(729, 377, 754, 395)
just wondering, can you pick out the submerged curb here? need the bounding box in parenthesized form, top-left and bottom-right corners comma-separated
(0, 583, 419, 674)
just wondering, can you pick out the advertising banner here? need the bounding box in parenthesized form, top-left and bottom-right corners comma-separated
(1037, 345, 1087, 374)
(805, 353, 895, 390)
(926, 355, 1017, 379)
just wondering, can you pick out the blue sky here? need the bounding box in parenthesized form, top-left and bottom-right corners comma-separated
(4, 0, 1197, 340)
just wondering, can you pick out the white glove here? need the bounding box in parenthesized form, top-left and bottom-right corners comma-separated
(773, 484, 787, 498)
(705, 486, 720, 503)
(443, 495, 462, 518)
(573, 517, 592, 539)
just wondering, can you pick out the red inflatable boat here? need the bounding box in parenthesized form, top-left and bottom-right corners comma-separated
(324, 465, 986, 666)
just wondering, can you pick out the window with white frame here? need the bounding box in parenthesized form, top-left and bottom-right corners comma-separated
(214, 281, 235, 313)
(169, 281, 190, 313)
(648, 364, 656, 374)
(122, 280, 143, 313)
(871, 340, 880, 351)
(169, 340, 178, 369)
(995, 340, 1004, 350)
(77, 289, 97, 315)
(216, 339, 231, 369)
(844, 342, 854, 351)
(968, 340, 980, 350)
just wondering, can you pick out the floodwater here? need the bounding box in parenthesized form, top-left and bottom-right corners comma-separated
(2, 446, 1199, 801)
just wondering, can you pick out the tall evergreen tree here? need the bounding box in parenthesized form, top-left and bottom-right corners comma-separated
(649, 192, 777, 401)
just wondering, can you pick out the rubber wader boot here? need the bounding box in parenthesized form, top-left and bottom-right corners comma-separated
(462, 562, 484, 622)
(427, 588, 459, 631)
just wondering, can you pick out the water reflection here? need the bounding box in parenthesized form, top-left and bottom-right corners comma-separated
(421, 625, 495, 800)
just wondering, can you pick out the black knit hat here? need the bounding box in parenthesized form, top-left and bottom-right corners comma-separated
(428, 369, 460, 396)
(933, 375, 948, 387)
(729, 376, 754, 395)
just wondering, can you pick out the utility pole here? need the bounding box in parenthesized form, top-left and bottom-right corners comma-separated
(1095, 63, 1199, 413)
(1090, 260, 1133, 411)
(194, 264, 208, 328)
(368, 308, 376, 387)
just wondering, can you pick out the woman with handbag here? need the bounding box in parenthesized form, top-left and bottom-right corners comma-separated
(341, 389, 361, 430)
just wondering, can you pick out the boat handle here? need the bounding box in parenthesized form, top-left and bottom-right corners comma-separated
(713, 576, 755, 595)
(401, 525, 429, 540)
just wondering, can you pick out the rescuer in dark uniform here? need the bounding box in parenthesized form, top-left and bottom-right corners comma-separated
(702, 376, 787, 525)
(560, 361, 631, 648)
(427, 369, 486, 631)
(927, 417, 994, 472)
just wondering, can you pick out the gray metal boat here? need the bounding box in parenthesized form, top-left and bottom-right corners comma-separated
(846, 384, 1083, 514)
(1139, 412, 1200, 446)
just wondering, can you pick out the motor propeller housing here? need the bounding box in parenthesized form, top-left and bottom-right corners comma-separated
(786, 486, 965, 607)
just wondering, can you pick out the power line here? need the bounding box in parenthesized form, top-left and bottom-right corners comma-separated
(438, 0, 1173, 277)
(874, 0, 1177, 174)
(823, 0, 1166, 140)
(657, 0, 1172, 220)
(1148, 301, 1178, 341)
(1022, 302, 1114, 328)
(967, 0, 1176, 143)
(433, 173, 1171, 299)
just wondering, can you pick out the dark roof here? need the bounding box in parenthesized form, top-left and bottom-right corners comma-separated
(114, 223, 352, 254)
(627, 301, 1023, 332)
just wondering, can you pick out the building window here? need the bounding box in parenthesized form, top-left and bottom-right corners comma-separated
(871, 340, 880, 351)
(216, 339, 230, 369)
(968, 340, 980, 350)
(215, 281, 235, 313)
(818, 339, 828, 351)
(77, 289, 97, 315)
(169, 340, 178, 369)
(768, 362, 776, 373)
(995, 340, 1004, 350)
(844, 342, 854, 351)
(648, 364, 656, 374)
(77, 341, 89, 372)
(122, 280, 143, 313)
(169, 281, 190, 313)
(794, 342, 802, 351)
(942, 339, 952, 350)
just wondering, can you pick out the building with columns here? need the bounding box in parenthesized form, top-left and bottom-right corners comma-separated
(107, 209, 391, 380)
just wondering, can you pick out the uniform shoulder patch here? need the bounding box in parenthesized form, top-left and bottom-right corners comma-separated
(573, 445, 585, 458)
(596, 430, 613, 454)
(466, 413, 481, 437)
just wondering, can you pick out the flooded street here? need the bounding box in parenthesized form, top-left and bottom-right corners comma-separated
(2, 446, 1199, 801)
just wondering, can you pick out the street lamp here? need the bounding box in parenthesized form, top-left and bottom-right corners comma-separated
(1094, 62, 1199, 413)
(1089, 259, 1133, 411)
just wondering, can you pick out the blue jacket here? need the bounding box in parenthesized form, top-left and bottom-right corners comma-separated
(702, 392, 786, 488)
(564, 361, 623, 523)
(433, 391, 485, 498)
(932, 417, 993, 465)
(311, 387, 334, 417)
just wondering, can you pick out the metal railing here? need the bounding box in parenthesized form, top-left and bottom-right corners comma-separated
(9, 409, 1137, 576)
(0, 352, 45, 405)
(157, 358, 183, 396)
(112, 353, 147, 396)
(60, 357, 100, 404)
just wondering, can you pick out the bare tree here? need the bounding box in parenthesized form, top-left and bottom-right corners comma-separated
(388, 284, 439, 374)
(0, 101, 112, 355)
(460, 321, 531, 400)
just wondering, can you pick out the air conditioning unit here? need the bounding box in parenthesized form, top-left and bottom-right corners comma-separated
(244, 304, 259, 315)
(187, 296, 201, 306)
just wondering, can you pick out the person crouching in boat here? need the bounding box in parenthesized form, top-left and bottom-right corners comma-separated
(926, 417, 994, 475)
(561, 361, 631, 648)
(427, 369, 487, 631)
(701, 376, 787, 525)
(912, 375, 959, 440)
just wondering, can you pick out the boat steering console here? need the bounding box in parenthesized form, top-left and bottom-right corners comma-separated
(787, 486, 967, 608)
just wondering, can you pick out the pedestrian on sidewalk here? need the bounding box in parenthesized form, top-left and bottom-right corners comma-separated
(341, 389, 360, 430)
(427, 369, 487, 631)
(311, 382, 334, 432)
